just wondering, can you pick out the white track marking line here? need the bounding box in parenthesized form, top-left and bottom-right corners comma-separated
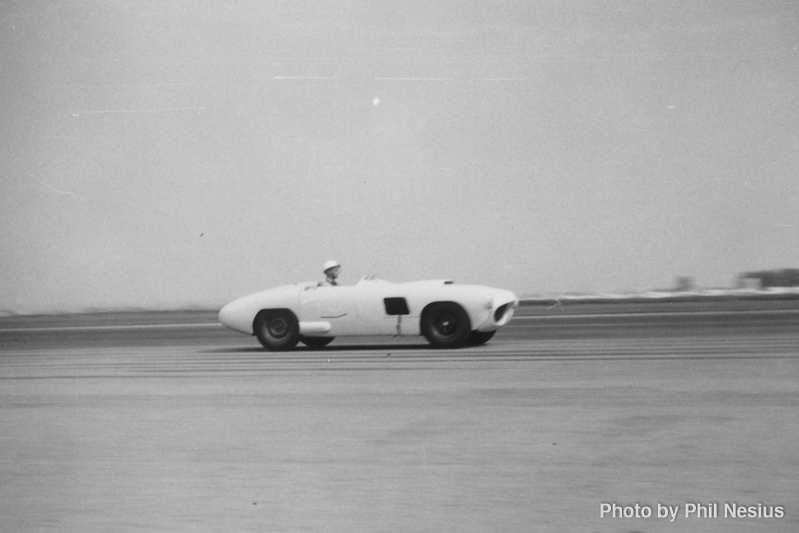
(511, 309, 799, 319)
(2, 309, 797, 333)
(0, 323, 223, 333)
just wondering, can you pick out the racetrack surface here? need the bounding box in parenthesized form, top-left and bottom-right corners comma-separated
(1, 302, 797, 532)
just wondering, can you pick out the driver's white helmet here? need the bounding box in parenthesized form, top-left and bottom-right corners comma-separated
(323, 260, 340, 273)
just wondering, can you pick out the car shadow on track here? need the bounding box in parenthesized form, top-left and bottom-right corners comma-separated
(205, 343, 462, 354)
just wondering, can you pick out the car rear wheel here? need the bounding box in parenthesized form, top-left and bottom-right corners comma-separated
(422, 303, 471, 348)
(467, 330, 495, 346)
(254, 310, 299, 351)
(300, 336, 334, 349)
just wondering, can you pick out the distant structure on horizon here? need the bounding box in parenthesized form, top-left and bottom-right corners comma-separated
(737, 268, 799, 290)
(674, 276, 695, 292)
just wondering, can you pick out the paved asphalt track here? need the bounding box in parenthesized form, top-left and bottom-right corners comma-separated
(1, 301, 797, 532)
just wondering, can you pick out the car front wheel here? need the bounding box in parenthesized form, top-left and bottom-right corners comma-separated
(422, 303, 471, 348)
(254, 310, 300, 351)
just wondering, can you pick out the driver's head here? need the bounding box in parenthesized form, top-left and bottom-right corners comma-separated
(323, 260, 341, 278)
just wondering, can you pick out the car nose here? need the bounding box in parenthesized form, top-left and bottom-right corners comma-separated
(218, 300, 246, 332)
(218, 302, 234, 328)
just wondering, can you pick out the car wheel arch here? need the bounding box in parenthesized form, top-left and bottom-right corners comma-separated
(420, 300, 471, 322)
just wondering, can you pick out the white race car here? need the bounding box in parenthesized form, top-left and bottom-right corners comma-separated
(218, 277, 518, 350)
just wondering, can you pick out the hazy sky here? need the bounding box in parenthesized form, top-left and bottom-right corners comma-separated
(2, 1, 798, 313)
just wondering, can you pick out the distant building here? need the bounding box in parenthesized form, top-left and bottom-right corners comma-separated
(737, 275, 762, 290)
(738, 269, 799, 289)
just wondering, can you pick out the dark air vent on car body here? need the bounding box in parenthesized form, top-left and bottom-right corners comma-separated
(384, 297, 410, 316)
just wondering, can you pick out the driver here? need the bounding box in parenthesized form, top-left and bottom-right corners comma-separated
(319, 260, 341, 286)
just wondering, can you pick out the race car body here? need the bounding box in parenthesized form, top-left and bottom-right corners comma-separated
(218, 277, 518, 350)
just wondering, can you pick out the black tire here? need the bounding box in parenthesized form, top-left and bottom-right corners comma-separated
(253, 309, 299, 351)
(421, 302, 471, 349)
(300, 336, 334, 349)
(467, 330, 495, 346)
